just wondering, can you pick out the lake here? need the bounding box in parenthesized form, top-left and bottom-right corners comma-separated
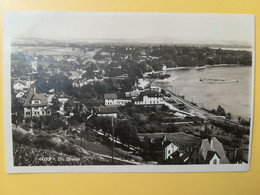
(160, 66, 253, 119)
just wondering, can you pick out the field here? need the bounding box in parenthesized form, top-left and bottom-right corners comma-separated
(138, 132, 201, 147)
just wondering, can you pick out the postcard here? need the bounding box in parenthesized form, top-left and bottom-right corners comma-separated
(3, 12, 254, 173)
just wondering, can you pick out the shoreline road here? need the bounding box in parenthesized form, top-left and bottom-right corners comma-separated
(151, 80, 248, 127)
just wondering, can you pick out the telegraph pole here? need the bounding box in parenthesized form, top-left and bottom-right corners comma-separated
(111, 116, 115, 165)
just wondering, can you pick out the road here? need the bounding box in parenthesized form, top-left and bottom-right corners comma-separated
(151, 79, 248, 127)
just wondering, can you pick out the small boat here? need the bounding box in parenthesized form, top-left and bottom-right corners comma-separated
(194, 65, 206, 70)
(155, 76, 178, 82)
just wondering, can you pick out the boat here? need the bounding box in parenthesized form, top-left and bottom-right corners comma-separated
(155, 76, 178, 82)
(194, 65, 206, 70)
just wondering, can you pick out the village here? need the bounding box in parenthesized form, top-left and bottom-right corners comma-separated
(11, 41, 250, 166)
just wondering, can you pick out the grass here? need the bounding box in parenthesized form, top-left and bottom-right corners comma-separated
(138, 132, 201, 147)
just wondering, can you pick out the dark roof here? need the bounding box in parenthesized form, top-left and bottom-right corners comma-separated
(104, 93, 118, 99)
(154, 136, 180, 149)
(200, 137, 230, 164)
(14, 80, 27, 86)
(163, 140, 172, 147)
(141, 90, 162, 98)
(23, 88, 49, 107)
(180, 151, 192, 162)
(95, 107, 119, 114)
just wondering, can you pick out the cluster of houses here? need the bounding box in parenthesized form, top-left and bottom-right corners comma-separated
(146, 135, 231, 165)
(11, 48, 245, 165)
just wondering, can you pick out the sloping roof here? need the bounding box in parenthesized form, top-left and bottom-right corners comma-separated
(154, 136, 180, 149)
(163, 140, 172, 147)
(14, 80, 27, 86)
(200, 137, 230, 164)
(180, 151, 192, 162)
(23, 88, 49, 107)
(95, 107, 119, 114)
(206, 151, 220, 162)
(141, 90, 162, 98)
(104, 93, 118, 99)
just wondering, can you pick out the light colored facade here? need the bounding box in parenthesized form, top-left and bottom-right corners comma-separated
(164, 143, 180, 160)
(104, 93, 131, 106)
(57, 97, 69, 112)
(13, 81, 28, 91)
(23, 88, 51, 118)
(24, 105, 51, 117)
(31, 58, 38, 72)
(208, 153, 220, 165)
(150, 84, 161, 92)
(134, 91, 164, 105)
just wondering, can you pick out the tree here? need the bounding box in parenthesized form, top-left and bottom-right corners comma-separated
(115, 120, 139, 146)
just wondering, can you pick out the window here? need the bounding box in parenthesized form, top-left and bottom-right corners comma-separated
(213, 159, 217, 164)
(26, 111, 30, 116)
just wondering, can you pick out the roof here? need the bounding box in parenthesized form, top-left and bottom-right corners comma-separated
(154, 136, 180, 149)
(200, 137, 230, 164)
(23, 88, 49, 107)
(95, 107, 119, 114)
(206, 151, 220, 162)
(14, 80, 27, 86)
(180, 151, 192, 162)
(141, 90, 162, 98)
(104, 93, 118, 99)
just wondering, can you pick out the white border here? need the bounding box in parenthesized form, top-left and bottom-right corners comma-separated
(3, 12, 255, 173)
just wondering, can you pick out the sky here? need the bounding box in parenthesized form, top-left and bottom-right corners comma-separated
(4, 12, 254, 44)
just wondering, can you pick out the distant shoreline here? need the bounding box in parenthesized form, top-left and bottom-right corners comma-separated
(165, 64, 250, 71)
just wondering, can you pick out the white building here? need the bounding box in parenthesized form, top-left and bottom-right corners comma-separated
(13, 81, 29, 91)
(154, 135, 180, 161)
(31, 57, 38, 73)
(104, 93, 131, 106)
(134, 91, 164, 105)
(23, 88, 52, 118)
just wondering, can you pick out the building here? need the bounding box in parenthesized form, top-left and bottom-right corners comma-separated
(13, 80, 29, 91)
(186, 137, 229, 164)
(149, 83, 161, 92)
(134, 91, 164, 105)
(104, 93, 131, 106)
(104, 93, 118, 106)
(31, 57, 38, 73)
(22, 88, 52, 118)
(57, 95, 69, 112)
(93, 107, 119, 118)
(153, 135, 180, 161)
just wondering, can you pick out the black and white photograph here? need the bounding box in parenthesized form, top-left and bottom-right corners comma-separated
(3, 12, 254, 173)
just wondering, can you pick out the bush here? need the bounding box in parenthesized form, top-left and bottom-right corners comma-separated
(13, 131, 31, 146)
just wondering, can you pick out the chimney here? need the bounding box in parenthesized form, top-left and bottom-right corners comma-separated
(210, 137, 214, 149)
(163, 135, 167, 142)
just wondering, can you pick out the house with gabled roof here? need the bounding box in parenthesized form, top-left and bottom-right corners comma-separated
(22, 88, 52, 118)
(186, 137, 229, 164)
(153, 135, 180, 162)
